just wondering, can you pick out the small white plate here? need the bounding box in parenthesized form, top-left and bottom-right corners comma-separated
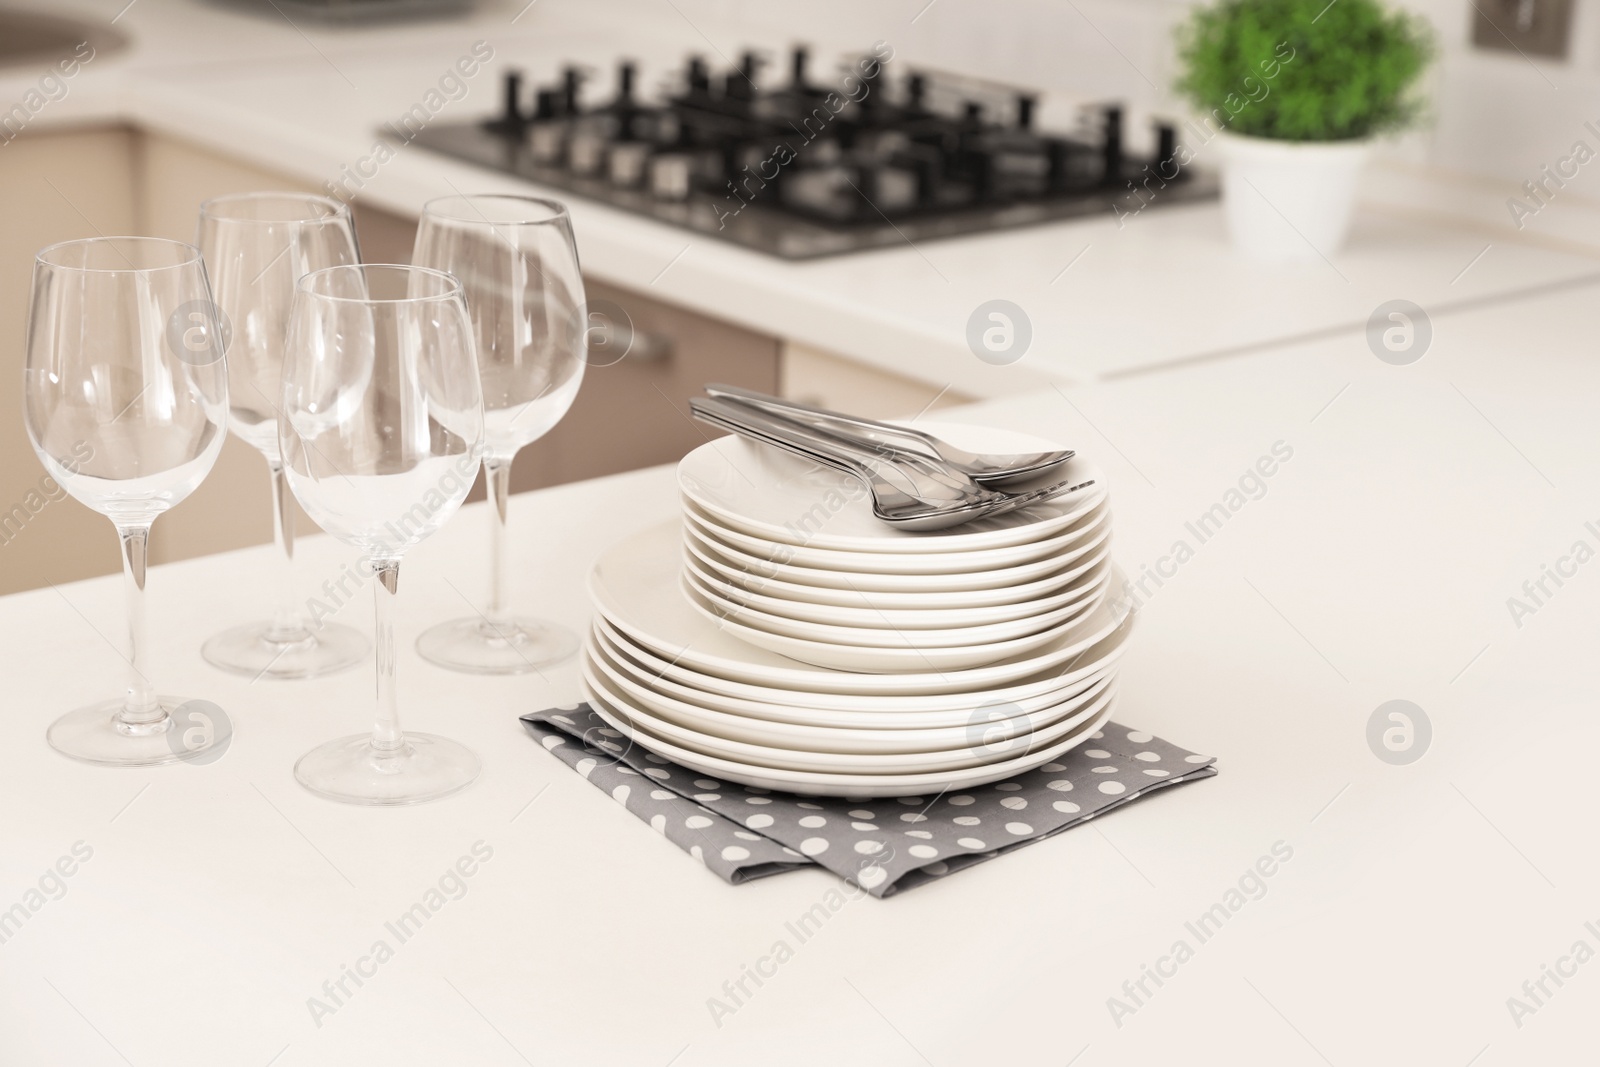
(685, 530, 1113, 611)
(681, 573, 1089, 673)
(684, 558, 1107, 650)
(585, 674, 1118, 797)
(678, 421, 1106, 554)
(586, 633, 1114, 754)
(685, 550, 1110, 637)
(692, 544, 1110, 629)
(591, 619, 1128, 727)
(589, 521, 1132, 695)
(683, 497, 1108, 575)
(683, 518, 1111, 593)
(582, 650, 1115, 774)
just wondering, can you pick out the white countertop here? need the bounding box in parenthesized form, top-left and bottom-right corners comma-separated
(10, 0, 1600, 394)
(4, 276, 1598, 1064)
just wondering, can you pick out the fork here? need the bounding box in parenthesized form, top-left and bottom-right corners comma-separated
(703, 383, 1075, 487)
(690, 396, 1097, 532)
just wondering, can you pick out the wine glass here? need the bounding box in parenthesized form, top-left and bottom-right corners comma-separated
(23, 237, 230, 766)
(280, 264, 484, 805)
(197, 192, 369, 680)
(411, 195, 586, 674)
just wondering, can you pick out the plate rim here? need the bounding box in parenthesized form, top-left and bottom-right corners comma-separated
(590, 617, 1130, 722)
(679, 572, 1096, 673)
(677, 421, 1106, 554)
(683, 557, 1108, 649)
(684, 528, 1115, 610)
(582, 647, 1115, 772)
(683, 515, 1113, 592)
(584, 676, 1118, 795)
(681, 495, 1109, 574)
(585, 631, 1115, 747)
(687, 546, 1112, 628)
(587, 521, 1134, 695)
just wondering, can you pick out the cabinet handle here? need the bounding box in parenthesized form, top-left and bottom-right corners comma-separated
(625, 329, 673, 363)
(583, 301, 673, 365)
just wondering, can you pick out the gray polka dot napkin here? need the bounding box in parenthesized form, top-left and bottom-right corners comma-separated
(521, 705, 1215, 898)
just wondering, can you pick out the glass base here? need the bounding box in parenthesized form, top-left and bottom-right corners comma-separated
(202, 621, 368, 680)
(294, 732, 480, 806)
(47, 697, 221, 767)
(415, 615, 578, 674)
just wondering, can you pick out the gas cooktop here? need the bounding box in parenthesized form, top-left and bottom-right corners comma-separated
(411, 47, 1216, 259)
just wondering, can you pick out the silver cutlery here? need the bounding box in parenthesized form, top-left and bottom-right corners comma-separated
(704, 383, 1075, 487)
(690, 396, 1096, 532)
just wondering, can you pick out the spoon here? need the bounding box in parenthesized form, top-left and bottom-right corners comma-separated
(704, 383, 1075, 487)
(690, 396, 1096, 532)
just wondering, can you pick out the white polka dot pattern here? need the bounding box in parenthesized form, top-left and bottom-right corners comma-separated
(522, 707, 1217, 897)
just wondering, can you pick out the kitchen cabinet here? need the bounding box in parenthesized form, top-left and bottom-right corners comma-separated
(0, 128, 781, 593)
(337, 206, 783, 496)
(781, 339, 974, 419)
(0, 126, 137, 596)
(141, 135, 783, 499)
(541, 277, 780, 486)
(135, 131, 328, 573)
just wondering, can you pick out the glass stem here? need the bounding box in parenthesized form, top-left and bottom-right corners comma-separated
(370, 559, 405, 754)
(117, 524, 164, 728)
(267, 459, 306, 643)
(485, 457, 513, 631)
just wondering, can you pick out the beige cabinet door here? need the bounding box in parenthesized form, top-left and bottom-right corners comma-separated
(136, 133, 330, 571)
(514, 277, 780, 492)
(0, 126, 137, 595)
(2, 129, 782, 593)
(347, 207, 782, 496)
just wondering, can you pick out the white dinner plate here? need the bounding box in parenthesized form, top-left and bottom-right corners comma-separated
(683, 496, 1109, 575)
(588, 521, 1132, 695)
(685, 529, 1114, 611)
(585, 673, 1118, 797)
(586, 632, 1115, 754)
(683, 558, 1107, 650)
(582, 649, 1115, 774)
(683, 518, 1111, 593)
(591, 617, 1129, 726)
(677, 421, 1106, 554)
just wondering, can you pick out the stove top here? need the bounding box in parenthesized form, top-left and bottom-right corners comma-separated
(411, 47, 1216, 259)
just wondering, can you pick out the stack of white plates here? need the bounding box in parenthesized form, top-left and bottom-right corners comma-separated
(581, 423, 1133, 797)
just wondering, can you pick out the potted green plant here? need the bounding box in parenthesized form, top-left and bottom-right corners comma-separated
(1175, 0, 1432, 260)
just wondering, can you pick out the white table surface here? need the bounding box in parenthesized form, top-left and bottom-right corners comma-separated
(5, 277, 1598, 1065)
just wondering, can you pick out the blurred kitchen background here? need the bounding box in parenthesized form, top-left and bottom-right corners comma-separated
(0, 0, 1592, 596)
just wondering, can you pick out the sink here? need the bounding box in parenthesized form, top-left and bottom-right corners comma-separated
(0, 9, 125, 69)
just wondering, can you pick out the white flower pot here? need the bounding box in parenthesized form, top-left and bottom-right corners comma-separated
(1213, 131, 1371, 262)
